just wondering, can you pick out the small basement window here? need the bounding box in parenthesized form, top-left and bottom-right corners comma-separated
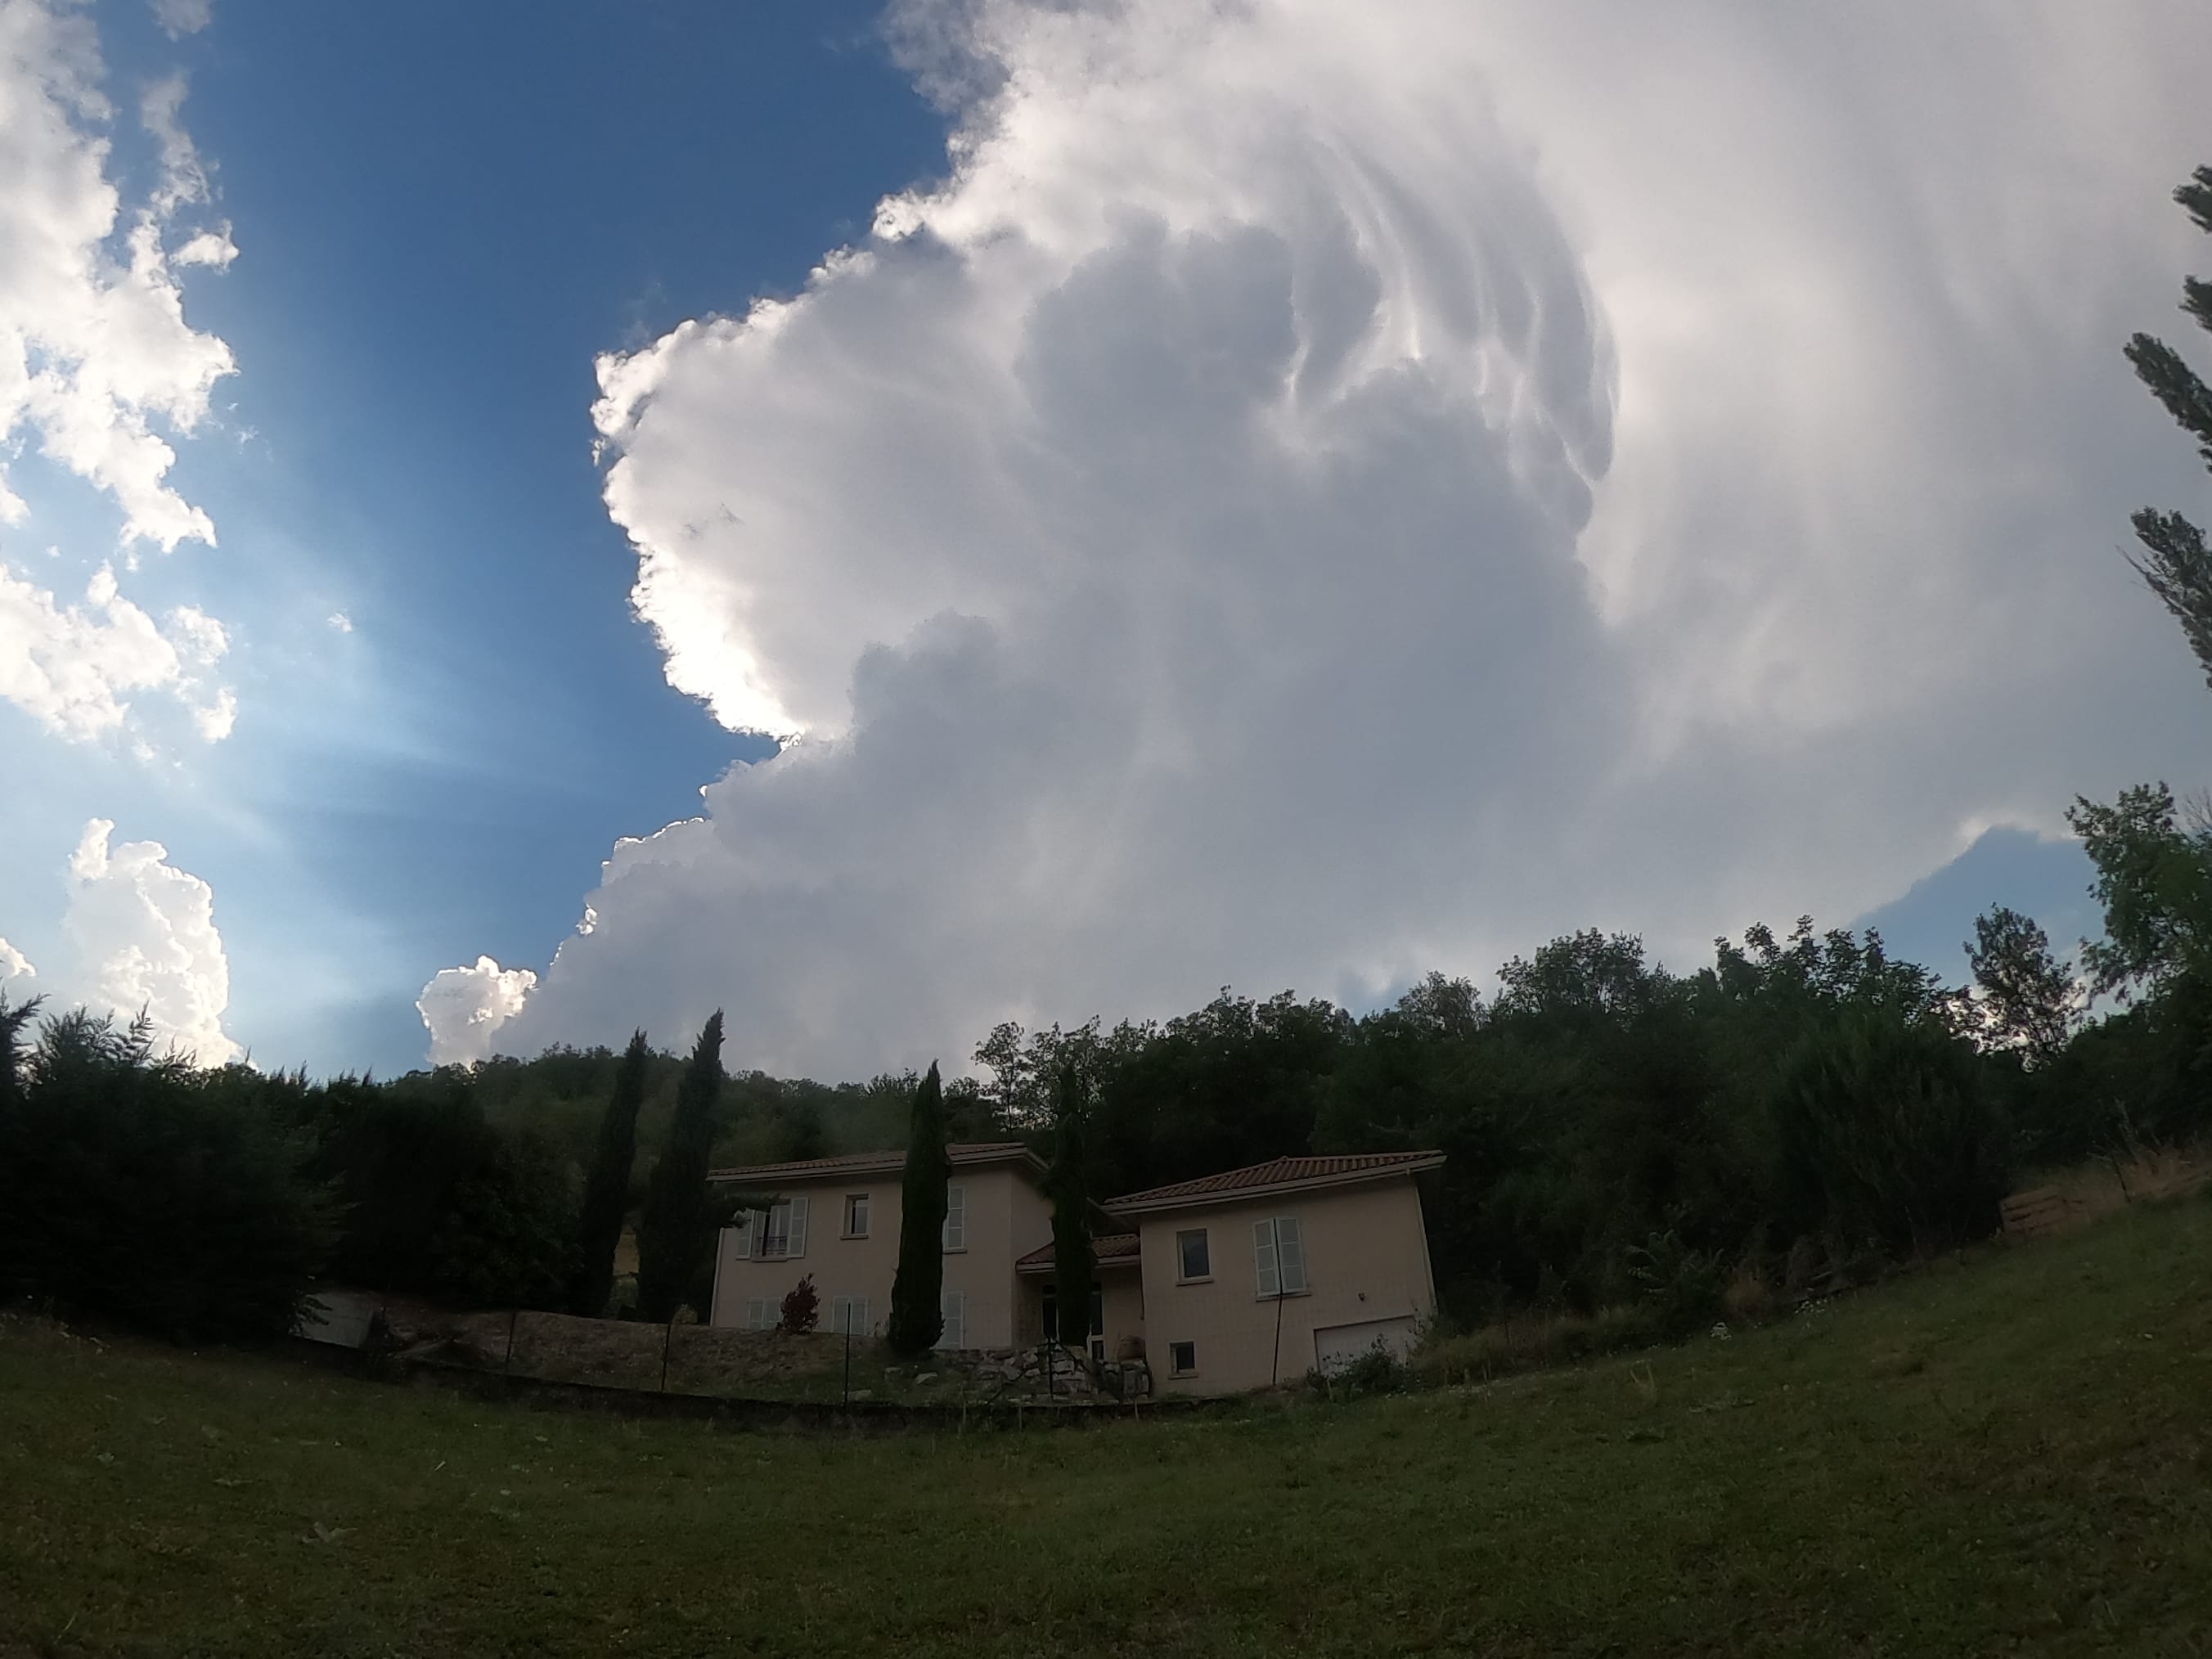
(843, 1193, 870, 1238)
(1169, 1340, 1197, 1377)
(1176, 1228, 1211, 1281)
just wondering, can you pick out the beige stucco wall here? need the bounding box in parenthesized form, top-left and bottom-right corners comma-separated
(708, 1164, 1054, 1351)
(1129, 1176, 1436, 1395)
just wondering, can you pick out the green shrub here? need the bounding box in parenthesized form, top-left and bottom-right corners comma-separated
(425, 1128, 579, 1310)
(0, 1010, 335, 1341)
(1624, 1229, 1725, 1338)
(1773, 1010, 2009, 1257)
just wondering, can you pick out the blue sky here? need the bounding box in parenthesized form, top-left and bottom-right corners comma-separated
(3, 1, 948, 1072)
(2, 1, 2205, 1080)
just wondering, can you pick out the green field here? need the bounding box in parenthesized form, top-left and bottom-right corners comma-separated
(5, 1200, 2211, 1658)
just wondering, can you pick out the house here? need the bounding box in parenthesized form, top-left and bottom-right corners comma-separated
(706, 1143, 1443, 1395)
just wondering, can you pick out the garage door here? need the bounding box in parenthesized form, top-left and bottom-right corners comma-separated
(1312, 1315, 1418, 1374)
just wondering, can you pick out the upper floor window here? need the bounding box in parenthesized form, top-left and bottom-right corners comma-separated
(843, 1193, 870, 1238)
(735, 1197, 809, 1261)
(1252, 1216, 1307, 1298)
(1176, 1228, 1211, 1282)
(942, 1184, 967, 1252)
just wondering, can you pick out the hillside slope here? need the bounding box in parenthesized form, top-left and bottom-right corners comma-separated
(4, 1197, 2209, 1657)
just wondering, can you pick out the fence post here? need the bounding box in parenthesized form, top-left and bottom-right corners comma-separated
(843, 1322, 852, 1406)
(660, 1315, 676, 1395)
(506, 1308, 519, 1375)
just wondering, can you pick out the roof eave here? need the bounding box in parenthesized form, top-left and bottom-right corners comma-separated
(1105, 1154, 1446, 1216)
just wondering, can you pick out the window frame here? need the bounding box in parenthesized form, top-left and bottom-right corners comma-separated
(1168, 1339, 1198, 1377)
(941, 1184, 967, 1253)
(1175, 1227, 1212, 1284)
(1252, 1215, 1308, 1300)
(842, 1193, 870, 1239)
(936, 1288, 967, 1350)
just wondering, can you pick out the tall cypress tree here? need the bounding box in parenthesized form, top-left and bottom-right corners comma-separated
(2122, 165, 2212, 688)
(1048, 1062, 1095, 1352)
(885, 1061, 949, 1356)
(635, 1013, 724, 1323)
(567, 1029, 650, 1316)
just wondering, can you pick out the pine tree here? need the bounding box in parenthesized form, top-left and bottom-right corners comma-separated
(1047, 1062, 1095, 1351)
(0, 991, 43, 1115)
(885, 1061, 949, 1356)
(567, 1028, 650, 1316)
(2122, 166, 2212, 688)
(635, 1013, 724, 1323)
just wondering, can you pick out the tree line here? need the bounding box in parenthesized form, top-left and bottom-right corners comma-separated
(2, 165, 2208, 1353)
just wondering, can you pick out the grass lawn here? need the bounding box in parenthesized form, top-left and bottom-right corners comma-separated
(5, 1198, 2210, 1658)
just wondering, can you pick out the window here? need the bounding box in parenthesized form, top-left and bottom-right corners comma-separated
(739, 1196, 810, 1261)
(843, 1194, 870, 1238)
(942, 1184, 966, 1252)
(1252, 1216, 1308, 1298)
(1041, 1285, 1106, 1342)
(1169, 1340, 1197, 1376)
(740, 1297, 775, 1331)
(827, 1297, 870, 1336)
(1176, 1228, 1211, 1282)
(936, 1289, 966, 1350)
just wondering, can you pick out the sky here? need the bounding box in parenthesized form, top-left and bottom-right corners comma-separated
(0, 0, 2207, 1082)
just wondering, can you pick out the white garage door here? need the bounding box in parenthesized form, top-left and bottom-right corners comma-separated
(1312, 1315, 1418, 1374)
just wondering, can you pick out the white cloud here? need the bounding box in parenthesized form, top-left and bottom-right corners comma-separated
(0, 937, 34, 980)
(0, 2, 236, 553)
(458, 0, 2212, 1077)
(417, 956, 539, 1067)
(62, 816, 240, 1064)
(148, 0, 210, 40)
(188, 681, 234, 740)
(0, 559, 235, 742)
(326, 610, 353, 634)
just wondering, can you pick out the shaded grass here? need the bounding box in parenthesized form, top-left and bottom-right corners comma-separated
(5, 1196, 2211, 1657)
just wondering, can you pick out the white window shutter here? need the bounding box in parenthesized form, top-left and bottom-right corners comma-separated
(1276, 1216, 1307, 1294)
(1253, 1218, 1279, 1298)
(733, 1211, 753, 1261)
(856, 1298, 870, 1335)
(937, 1290, 964, 1349)
(942, 1185, 966, 1251)
(789, 1195, 810, 1258)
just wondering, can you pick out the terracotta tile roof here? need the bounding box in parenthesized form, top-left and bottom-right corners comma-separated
(1014, 1234, 1143, 1272)
(1106, 1151, 1444, 1212)
(708, 1142, 1041, 1184)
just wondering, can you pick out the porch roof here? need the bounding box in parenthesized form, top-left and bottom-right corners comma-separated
(1014, 1233, 1143, 1275)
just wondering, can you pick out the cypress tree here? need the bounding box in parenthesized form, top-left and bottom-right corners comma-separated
(1048, 1062, 1095, 1351)
(885, 1061, 949, 1356)
(2122, 166, 2212, 689)
(635, 1012, 725, 1323)
(567, 1029, 650, 1316)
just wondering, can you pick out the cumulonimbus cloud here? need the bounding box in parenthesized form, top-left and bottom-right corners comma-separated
(444, 0, 2212, 1078)
(62, 817, 241, 1065)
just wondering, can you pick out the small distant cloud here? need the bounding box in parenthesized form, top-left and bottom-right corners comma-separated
(190, 685, 236, 743)
(150, 0, 212, 39)
(417, 956, 537, 1065)
(173, 227, 238, 269)
(326, 611, 353, 634)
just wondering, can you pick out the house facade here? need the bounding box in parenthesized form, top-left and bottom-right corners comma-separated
(707, 1144, 1442, 1395)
